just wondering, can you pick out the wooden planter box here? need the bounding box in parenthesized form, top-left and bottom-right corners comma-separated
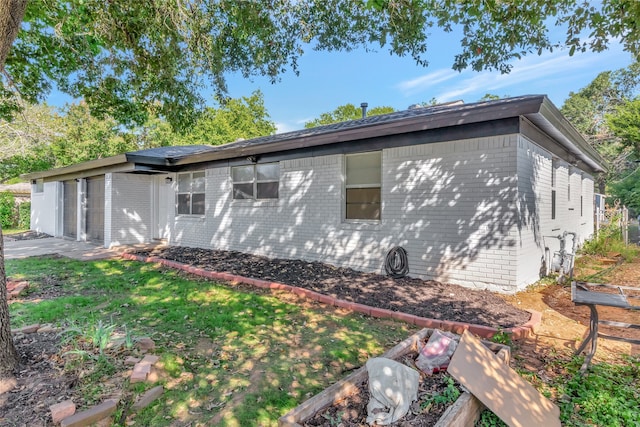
(279, 328, 510, 427)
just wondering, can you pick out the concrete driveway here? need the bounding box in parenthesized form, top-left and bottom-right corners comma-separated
(3, 237, 121, 261)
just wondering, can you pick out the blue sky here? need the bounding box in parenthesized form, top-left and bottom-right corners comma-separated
(221, 31, 635, 134)
(48, 29, 636, 135)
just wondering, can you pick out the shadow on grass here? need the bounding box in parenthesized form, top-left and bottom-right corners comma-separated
(7, 256, 414, 426)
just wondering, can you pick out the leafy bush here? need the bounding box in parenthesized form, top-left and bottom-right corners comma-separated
(0, 192, 16, 228)
(18, 201, 30, 229)
(580, 214, 638, 261)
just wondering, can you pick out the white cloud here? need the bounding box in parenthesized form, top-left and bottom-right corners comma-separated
(295, 117, 313, 125)
(275, 121, 298, 134)
(395, 46, 626, 102)
(396, 69, 459, 95)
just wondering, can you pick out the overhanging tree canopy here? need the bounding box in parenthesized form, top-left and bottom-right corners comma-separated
(2, 1, 640, 130)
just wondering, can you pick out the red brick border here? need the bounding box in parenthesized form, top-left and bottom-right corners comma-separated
(121, 252, 541, 340)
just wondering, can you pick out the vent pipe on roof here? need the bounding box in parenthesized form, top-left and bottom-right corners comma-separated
(360, 102, 368, 119)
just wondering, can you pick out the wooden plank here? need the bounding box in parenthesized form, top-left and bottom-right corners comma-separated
(278, 367, 366, 426)
(279, 329, 511, 427)
(434, 392, 484, 427)
(448, 331, 560, 427)
(434, 346, 510, 427)
(278, 328, 431, 426)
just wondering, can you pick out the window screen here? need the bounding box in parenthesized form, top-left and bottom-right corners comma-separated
(177, 172, 205, 215)
(232, 163, 279, 200)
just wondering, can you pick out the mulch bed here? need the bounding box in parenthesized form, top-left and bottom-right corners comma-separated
(132, 246, 530, 329)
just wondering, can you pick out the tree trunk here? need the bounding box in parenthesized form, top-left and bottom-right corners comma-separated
(0, 0, 28, 69)
(0, 225, 19, 383)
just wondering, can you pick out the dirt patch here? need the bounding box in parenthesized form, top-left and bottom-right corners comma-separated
(542, 284, 640, 343)
(501, 253, 640, 370)
(132, 246, 530, 329)
(0, 333, 77, 427)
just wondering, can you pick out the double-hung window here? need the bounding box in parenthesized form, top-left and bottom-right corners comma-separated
(177, 172, 205, 215)
(345, 151, 381, 220)
(232, 163, 279, 200)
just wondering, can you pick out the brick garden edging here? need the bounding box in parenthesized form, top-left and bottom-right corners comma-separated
(122, 253, 541, 340)
(7, 279, 29, 300)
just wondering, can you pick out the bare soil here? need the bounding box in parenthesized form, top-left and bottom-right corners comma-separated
(0, 332, 76, 427)
(132, 246, 530, 329)
(542, 283, 640, 342)
(502, 254, 640, 376)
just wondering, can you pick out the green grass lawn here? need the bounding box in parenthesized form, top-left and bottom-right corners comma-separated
(7, 256, 414, 426)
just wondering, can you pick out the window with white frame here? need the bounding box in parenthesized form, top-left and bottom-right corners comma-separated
(177, 171, 205, 215)
(232, 163, 279, 200)
(345, 151, 381, 221)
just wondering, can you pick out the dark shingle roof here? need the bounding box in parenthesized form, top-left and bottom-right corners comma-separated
(127, 95, 549, 167)
(185, 97, 500, 151)
(127, 145, 216, 160)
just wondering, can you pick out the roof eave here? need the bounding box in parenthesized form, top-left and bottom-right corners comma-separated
(21, 154, 130, 180)
(526, 97, 607, 173)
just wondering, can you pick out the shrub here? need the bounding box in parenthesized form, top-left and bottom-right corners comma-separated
(18, 201, 31, 229)
(580, 214, 639, 261)
(0, 192, 16, 228)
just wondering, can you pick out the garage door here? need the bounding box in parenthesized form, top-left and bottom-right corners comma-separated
(63, 180, 77, 239)
(86, 176, 105, 243)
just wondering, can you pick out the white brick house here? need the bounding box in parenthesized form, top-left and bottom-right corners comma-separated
(24, 96, 606, 293)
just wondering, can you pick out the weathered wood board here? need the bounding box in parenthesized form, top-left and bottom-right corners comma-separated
(279, 328, 510, 427)
(448, 330, 560, 427)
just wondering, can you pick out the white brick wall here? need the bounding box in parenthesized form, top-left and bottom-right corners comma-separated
(29, 131, 598, 292)
(106, 173, 153, 246)
(171, 134, 524, 292)
(516, 135, 595, 287)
